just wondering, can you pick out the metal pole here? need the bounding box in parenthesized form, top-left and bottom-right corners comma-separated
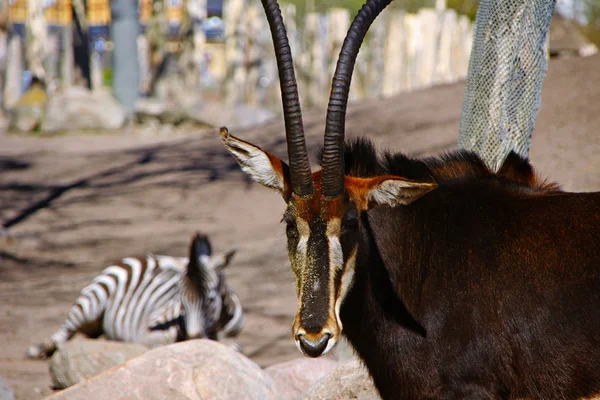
(110, 0, 139, 119)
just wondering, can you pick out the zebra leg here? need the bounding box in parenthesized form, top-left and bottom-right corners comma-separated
(26, 324, 76, 359)
(27, 287, 105, 359)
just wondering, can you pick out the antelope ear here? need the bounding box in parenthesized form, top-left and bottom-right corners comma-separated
(348, 176, 437, 210)
(220, 127, 292, 199)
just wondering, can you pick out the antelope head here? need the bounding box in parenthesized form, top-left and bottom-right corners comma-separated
(221, 0, 435, 357)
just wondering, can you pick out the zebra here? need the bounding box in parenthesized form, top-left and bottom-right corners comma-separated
(26, 232, 244, 358)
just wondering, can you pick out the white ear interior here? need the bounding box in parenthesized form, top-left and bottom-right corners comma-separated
(221, 130, 285, 194)
(368, 179, 435, 207)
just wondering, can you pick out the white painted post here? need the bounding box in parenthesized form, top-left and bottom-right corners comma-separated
(364, 13, 386, 99)
(60, 24, 74, 89)
(435, 9, 457, 84)
(45, 30, 61, 92)
(188, 0, 207, 92)
(137, 34, 151, 94)
(416, 8, 437, 88)
(224, 0, 246, 105)
(305, 12, 326, 108)
(404, 13, 421, 91)
(244, 0, 263, 106)
(325, 8, 349, 85)
(382, 10, 406, 97)
(27, 0, 48, 80)
(4, 35, 24, 109)
(452, 15, 472, 79)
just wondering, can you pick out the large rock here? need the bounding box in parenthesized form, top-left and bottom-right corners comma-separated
(302, 359, 381, 400)
(265, 357, 338, 400)
(49, 338, 148, 389)
(45, 339, 282, 400)
(41, 87, 127, 132)
(0, 376, 14, 400)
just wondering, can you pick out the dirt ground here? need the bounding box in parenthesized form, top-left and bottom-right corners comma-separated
(0, 54, 598, 400)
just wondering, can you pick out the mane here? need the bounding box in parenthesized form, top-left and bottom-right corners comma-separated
(185, 234, 214, 295)
(317, 137, 560, 192)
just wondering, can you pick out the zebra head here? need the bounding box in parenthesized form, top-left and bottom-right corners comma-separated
(182, 232, 237, 340)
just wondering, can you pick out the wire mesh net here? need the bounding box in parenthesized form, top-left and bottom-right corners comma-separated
(458, 0, 557, 172)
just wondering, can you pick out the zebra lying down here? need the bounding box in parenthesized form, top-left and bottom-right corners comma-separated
(27, 232, 244, 358)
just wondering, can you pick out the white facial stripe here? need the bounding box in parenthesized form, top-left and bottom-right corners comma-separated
(322, 336, 337, 355)
(334, 248, 357, 331)
(328, 236, 343, 271)
(325, 219, 343, 335)
(296, 218, 310, 265)
(297, 235, 309, 260)
(224, 137, 284, 192)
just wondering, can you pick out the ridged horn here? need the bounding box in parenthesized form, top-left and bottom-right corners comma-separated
(321, 0, 394, 198)
(261, 0, 314, 196)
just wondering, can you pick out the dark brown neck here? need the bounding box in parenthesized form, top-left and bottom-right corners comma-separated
(340, 210, 429, 399)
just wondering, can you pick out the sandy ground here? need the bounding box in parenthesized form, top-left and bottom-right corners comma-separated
(0, 54, 598, 400)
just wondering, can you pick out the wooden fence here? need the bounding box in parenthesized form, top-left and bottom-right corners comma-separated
(221, 0, 474, 111)
(2, 0, 474, 115)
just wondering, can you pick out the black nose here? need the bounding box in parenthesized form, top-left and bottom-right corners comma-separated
(298, 333, 331, 357)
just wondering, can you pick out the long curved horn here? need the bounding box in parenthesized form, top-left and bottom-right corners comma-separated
(261, 0, 314, 196)
(321, 0, 394, 198)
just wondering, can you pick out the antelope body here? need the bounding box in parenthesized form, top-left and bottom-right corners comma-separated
(220, 0, 600, 398)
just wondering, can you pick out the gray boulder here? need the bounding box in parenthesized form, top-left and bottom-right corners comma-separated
(41, 87, 127, 132)
(0, 376, 14, 400)
(49, 338, 148, 389)
(301, 359, 381, 400)
(265, 357, 338, 400)
(45, 339, 282, 400)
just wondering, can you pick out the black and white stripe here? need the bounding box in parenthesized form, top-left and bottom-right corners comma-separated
(27, 233, 244, 358)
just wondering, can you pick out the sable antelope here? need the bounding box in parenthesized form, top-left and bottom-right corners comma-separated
(220, 0, 600, 397)
(27, 233, 244, 358)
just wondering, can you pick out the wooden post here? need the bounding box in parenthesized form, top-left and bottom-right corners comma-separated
(404, 13, 421, 91)
(60, 24, 74, 88)
(325, 8, 349, 85)
(27, 0, 48, 80)
(435, 9, 456, 84)
(187, 0, 207, 92)
(4, 35, 24, 109)
(44, 1, 60, 91)
(223, 0, 246, 105)
(304, 12, 326, 108)
(44, 0, 74, 91)
(88, 0, 111, 91)
(416, 8, 437, 88)
(138, 0, 152, 95)
(243, 0, 263, 106)
(363, 13, 386, 100)
(6, 0, 27, 108)
(382, 10, 406, 98)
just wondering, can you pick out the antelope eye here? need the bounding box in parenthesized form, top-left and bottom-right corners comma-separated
(282, 216, 298, 236)
(342, 212, 359, 232)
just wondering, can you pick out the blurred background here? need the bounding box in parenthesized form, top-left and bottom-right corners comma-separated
(0, 0, 597, 132)
(0, 1, 598, 399)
